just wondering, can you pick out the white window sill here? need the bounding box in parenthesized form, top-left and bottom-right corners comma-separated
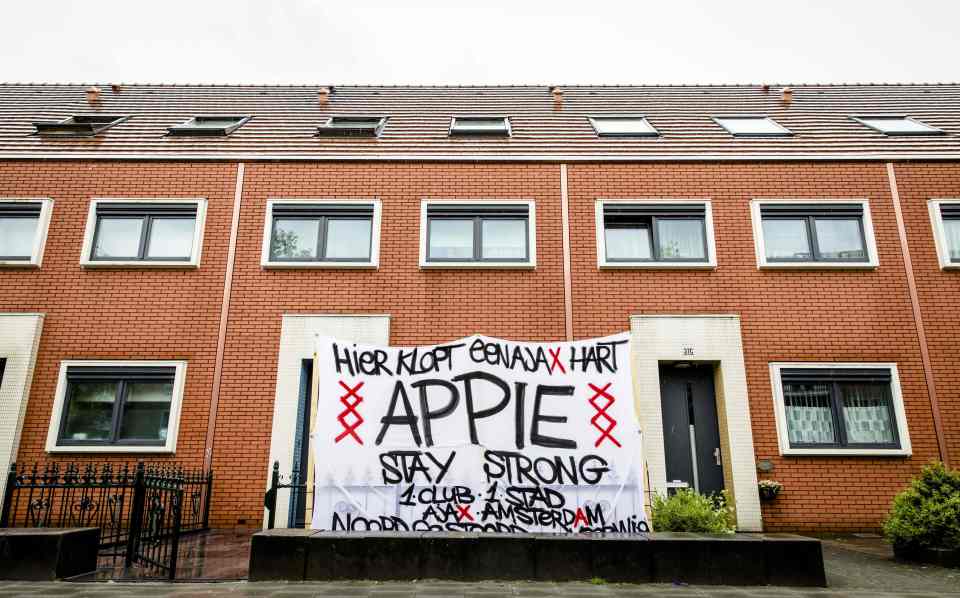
(600, 261, 716, 270)
(47, 445, 175, 454)
(939, 263, 960, 270)
(782, 447, 910, 457)
(262, 261, 378, 269)
(759, 261, 878, 270)
(420, 261, 536, 269)
(0, 260, 40, 268)
(81, 260, 200, 269)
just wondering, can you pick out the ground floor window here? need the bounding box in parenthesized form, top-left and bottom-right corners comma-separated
(770, 363, 910, 456)
(47, 361, 186, 453)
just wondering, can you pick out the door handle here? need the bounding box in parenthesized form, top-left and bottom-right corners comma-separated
(714, 447, 721, 466)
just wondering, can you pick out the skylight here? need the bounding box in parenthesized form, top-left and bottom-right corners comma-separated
(589, 116, 659, 137)
(167, 115, 250, 136)
(449, 117, 511, 136)
(852, 115, 943, 136)
(33, 115, 128, 137)
(317, 116, 387, 137)
(713, 116, 792, 137)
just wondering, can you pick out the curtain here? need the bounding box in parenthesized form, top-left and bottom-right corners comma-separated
(784, 382, 836, 444)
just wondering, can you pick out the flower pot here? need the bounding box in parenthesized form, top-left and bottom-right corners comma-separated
(759, 487, 780, 501)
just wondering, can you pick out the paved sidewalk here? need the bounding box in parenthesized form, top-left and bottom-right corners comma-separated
(1, 535, 957, 597)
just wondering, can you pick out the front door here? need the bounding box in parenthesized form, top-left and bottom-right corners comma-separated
(659, 363, 724, 496)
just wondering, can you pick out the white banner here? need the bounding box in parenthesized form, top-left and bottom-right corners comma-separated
(311, 333, 647, 534)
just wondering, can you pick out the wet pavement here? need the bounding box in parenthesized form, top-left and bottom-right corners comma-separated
(1, 531, 957, 596)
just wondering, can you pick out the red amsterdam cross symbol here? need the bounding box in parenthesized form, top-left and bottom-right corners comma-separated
(455, 503, 474, 522)
(548, 347, 566, 374)
(335, 380, 365, 445)
(587, 382, 621, 448)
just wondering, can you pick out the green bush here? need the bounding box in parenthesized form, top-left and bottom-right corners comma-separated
(651, 489, 735, 534)
(883, 462, 960, 551)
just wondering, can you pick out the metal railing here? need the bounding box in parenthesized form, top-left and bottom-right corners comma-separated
(1, 461, 213, 579)
(264, 461, 309, 529)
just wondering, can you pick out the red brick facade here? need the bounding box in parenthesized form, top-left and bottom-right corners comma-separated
(1, 159, 957, 532)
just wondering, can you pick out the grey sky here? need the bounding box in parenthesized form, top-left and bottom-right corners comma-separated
(3, 0, 958, 85)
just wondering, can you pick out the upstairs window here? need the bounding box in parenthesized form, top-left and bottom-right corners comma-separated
(852, 115, 943, 136)
(0, 199, 54, 267)
(263, 201, 380, 268)
(713, 116, 792, 137)
(82, 200, 205, 267)
(928, 200, 960, 269)
(597, 201, 714, 267)
(421, 202, 535, 267)
(752, 201, 878, 268)
(771, 364, 909, 456)
(33, 115, 127, 137)
(317, 116, 387, 137)
(47, 361, 187, 453)
(589, 116, 659, 137)
(449, 117, 511, 136)
(167, 115, 250, 136)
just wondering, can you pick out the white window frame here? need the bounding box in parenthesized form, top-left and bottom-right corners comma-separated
(595, 199, 717, 269)
(750, 198, 879, 269)
(419, 199, 536, 269)
(927, 199, 960, 270)
(80, 198, 207, 268)
(713, 115, 792, 137)
(261, 199, 382, 269)
(769, 362, 911, 457)
(45, 360, 187, 454)
(0, 198, 54, 268)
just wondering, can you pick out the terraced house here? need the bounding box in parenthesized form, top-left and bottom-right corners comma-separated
(0, 83, 957, 534)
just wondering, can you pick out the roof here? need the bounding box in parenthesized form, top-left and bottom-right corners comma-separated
(1, 83, 959, 161)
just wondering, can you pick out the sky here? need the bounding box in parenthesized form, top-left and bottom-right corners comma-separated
(2, 0, 958, 85)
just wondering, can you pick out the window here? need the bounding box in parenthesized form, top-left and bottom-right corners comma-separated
(0, 199, 54, 267)
(928, 200, 960, 269)
(317, 116, 387, 137)
(261, 200, 381, 268)
(46, 361, 187, 453)
(81, 200, 206, 267)
(713, 116, 792, 137)
(852, 115, 943, 136)
(33, 115, 128, 137)
(770, 364, 910, 456)
(596, 200, 715, 268)
(449, 117, 511, 136)
(589, 116, 659, 137)
(167, 115, 250, 136)
(751, 200, 878, 268)
(420, 201, 535, 267)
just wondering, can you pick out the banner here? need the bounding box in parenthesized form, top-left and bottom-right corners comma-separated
(311, 333, 648, 534)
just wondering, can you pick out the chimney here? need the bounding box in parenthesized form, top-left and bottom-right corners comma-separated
(761, 84, 770, 93)
(781, 86, 793, 105)
(86, 85, 101, 105)
(111, 83, 122, 94)
(550, 86, 564, 110)
(318, 86, 331, 105)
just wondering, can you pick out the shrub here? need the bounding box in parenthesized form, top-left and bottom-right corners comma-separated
(883, 462, 960, 551)
(651, 489, 735, 534)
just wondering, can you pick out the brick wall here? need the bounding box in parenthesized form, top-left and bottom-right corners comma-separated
(1, 159, 956, 532)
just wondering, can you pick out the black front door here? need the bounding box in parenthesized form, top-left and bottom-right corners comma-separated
(659, 363, 724, 496)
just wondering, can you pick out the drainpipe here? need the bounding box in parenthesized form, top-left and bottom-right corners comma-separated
(560, 164, 574, 341)
(203, 162, 245, 471)
(886, 162, 950, 468)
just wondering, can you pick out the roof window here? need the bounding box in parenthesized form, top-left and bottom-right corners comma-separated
(167, 115, 250, 137)
(449, 117, 511, 136)
(589, 116, 659, 137)
(852, 115, 943, 136)
(317, 116, 387, 137)
(33, 115, 128, 137)
(713, 116, 792, 137)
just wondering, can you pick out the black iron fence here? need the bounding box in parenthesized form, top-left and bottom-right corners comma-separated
(0, 461, 212, 579)
(264, 461, 309, 529)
